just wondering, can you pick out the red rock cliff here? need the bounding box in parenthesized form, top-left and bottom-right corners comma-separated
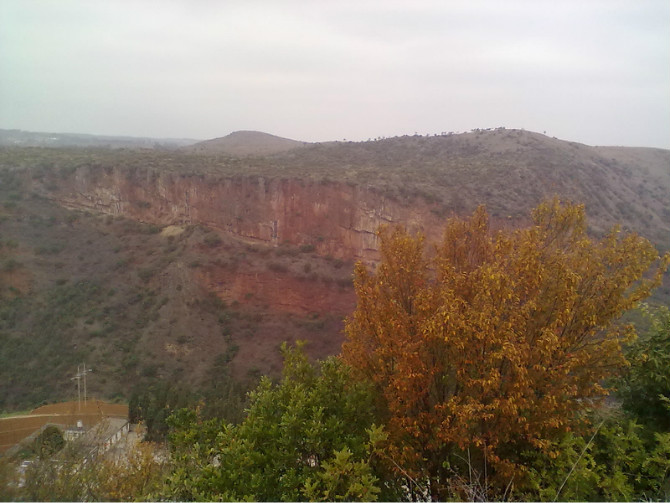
(35, 166, 442, 261)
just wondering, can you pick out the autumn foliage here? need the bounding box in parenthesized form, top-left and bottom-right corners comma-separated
(343, 200, 669, 499)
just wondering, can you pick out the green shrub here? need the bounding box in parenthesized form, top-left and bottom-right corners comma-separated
(2, 258, 21, 272)
(267, 261, 288, 273)
(617, 305, 670, 432)
(203, 233, 222, 247)
(138, 267, 156, 282)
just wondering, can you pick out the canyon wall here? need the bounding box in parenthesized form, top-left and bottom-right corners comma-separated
(34, 166, 443, 261)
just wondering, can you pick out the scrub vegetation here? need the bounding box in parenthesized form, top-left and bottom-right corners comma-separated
(1, 130, 669, 500)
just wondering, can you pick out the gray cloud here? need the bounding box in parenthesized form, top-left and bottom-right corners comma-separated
(1, 0, 668, 148)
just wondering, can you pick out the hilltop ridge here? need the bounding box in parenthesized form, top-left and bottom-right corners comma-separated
(187, 130, 308, 156)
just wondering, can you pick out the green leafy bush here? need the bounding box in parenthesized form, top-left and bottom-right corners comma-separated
(618, 305, 670, 432)
(164, 343, 397, 501)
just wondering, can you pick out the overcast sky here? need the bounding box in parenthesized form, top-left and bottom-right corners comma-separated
(1, 0, 669, 148)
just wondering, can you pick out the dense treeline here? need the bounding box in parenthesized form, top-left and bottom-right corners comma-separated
(2, 200, 669, 501)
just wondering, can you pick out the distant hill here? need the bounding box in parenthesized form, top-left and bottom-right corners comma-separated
(187, 130, 308, 156)
(0, 128, 199, 149)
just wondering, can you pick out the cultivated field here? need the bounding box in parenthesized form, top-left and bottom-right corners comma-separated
(0, 400, 128, 454)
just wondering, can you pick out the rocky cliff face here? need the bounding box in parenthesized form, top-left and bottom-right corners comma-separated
(29, 165, 426, 376)
(34, 166, 442, 262)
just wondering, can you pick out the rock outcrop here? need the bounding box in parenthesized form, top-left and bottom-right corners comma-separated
(35, 167, 442, 262)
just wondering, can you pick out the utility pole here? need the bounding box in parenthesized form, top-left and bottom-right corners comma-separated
(82, 363, 92, 406)
(71, 366, 82, 412)
(71, 363, 93, 412)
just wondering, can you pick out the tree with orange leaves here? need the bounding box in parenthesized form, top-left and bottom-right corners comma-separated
(343, 199, 669, 500)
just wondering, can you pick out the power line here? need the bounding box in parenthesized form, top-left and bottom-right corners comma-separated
(70, 363, 93, 411)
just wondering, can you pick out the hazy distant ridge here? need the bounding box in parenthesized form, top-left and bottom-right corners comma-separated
(0, 128, 199, 149)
